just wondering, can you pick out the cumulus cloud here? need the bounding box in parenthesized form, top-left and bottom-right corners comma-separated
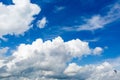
(0, 37, 119, 80)
(93, 47, 103, 55)
(0, 0, 40, 38)
(64, 62, 120, 80)
(37, 17, 47, 29)
(0, 37, 104, 80)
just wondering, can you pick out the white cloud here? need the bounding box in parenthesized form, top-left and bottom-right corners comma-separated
(93, 47, 103, 55)
(0, 47, 9, 55)
(77, 15, 105, 31)
(64, 62, 120, 80)
(37, 17, 47, 29)
(64, 63, 82, 76)
(63, 2, 120, 31)
(106, 57, 120, 70)
(0, 47, 9, 68)
(0, 36, 103, 80)
(0, 0, 40, 38)
(83, 38, 99, 42)
(54, 6, 65, 13)
(0, 37, 119, 80)
(79, 2, 120, 31)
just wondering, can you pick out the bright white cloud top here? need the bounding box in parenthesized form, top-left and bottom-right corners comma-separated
(0, 0, 40, 37)
(0, 37, 107, 80)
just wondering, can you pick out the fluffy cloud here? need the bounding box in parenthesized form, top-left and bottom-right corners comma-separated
(93, 47, 103, 55)
(0, 37, 119, 80)
(0, 37, 103, 80)
(64, 62, 120, 80)
(37, 17, 47, 29)
(0, 0, 40, 38)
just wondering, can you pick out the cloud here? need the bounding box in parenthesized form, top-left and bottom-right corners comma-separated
(64, 62, 120, 80)
(0, 36, 103, 80)
(0, 47, 9, 55)
(77, 15, 105, 31)
(54, 6, 65, 13)
(41, 0, 59, 3)
(0, 0, 40, 38)
(37, 17, 47, 29)
(83, 38, 99, 42)
(63, 2, 120, 31)
(106, 57, 120, 70)
(56, 6, 65, 11)
(93, 47, 103, 55)
(0, 47, 9, 59)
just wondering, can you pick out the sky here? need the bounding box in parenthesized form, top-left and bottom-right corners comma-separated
(0, 0, 120, 80)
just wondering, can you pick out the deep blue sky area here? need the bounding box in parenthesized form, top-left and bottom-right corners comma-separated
(0, 0, 120, 65)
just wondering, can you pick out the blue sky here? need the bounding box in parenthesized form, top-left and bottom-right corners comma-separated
(0, 0, 120, 80)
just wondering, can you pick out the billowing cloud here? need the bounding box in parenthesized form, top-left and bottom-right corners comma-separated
(37, 17, 47, 29)
(0, 0, 40, 38)
(0, 37, 104, 80)
(64, 62, 120, 80)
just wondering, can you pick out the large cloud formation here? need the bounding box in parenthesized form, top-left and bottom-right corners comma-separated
(0, 37, 119, 80)
(0, 0, 40, 37)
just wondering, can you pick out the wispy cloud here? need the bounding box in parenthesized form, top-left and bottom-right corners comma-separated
(63, 2, 120, 31)
(83, 38, 99, 42)
(41, 0, 55, 3)
(54, 6, 65, 13)
(37, 17, 47, 29)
